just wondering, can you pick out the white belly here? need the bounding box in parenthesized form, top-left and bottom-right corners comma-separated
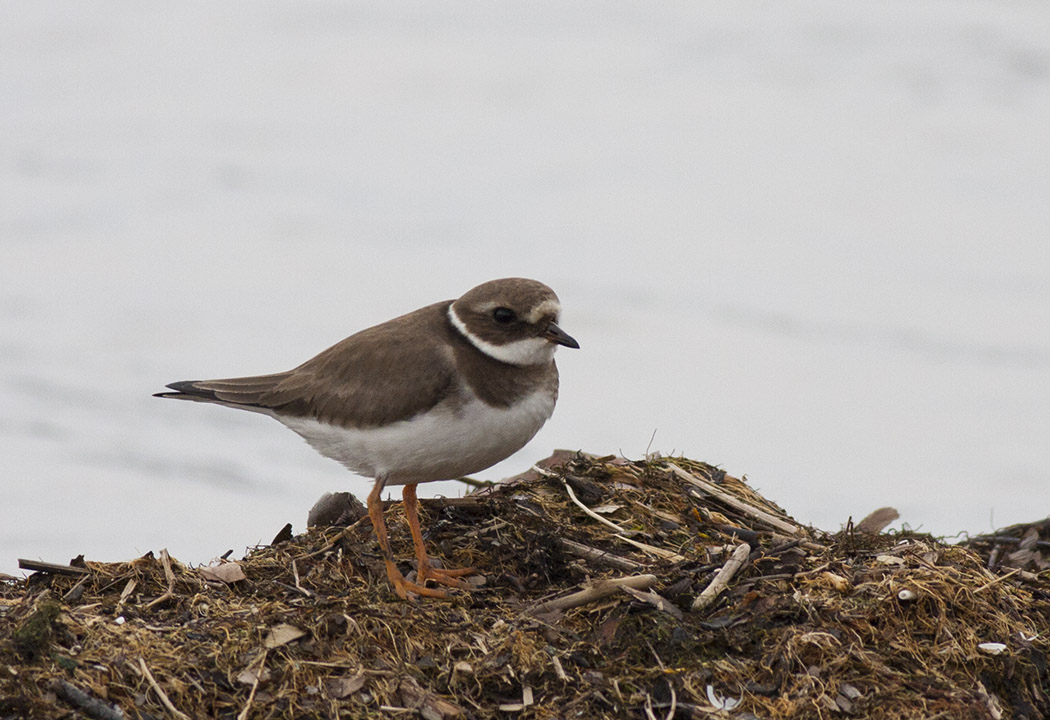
(275, 391, 556, 485)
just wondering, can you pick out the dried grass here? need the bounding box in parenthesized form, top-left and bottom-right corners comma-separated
(2, 451, 1048, 719)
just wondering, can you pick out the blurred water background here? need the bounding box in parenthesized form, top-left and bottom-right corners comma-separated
(1, 1, 1048, 575)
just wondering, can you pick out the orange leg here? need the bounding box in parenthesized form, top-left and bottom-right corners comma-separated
(366, 478, 446, 599)
(403, 483, 474, 589)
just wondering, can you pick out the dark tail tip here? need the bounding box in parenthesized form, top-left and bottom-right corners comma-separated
(154, 380, 218, 401)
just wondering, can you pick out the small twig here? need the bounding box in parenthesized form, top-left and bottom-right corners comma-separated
(562, 481, 683, 562)
(138, 658, 190, 720)
(739, 572, 797, 584)
(304, 515, 371, 559)
(976, 679, 1004, 720)
(551, 654, 568, 681)
(974, 567, 1022, 593)
(145, 549, 177, 610)
(769, 532, 825, 552)
(18, 559, 89, 576)
(115, 579, 137, 615)
(291, 560, 315, 598)
(622, 585, 683, 621)
(730, 552, 818, 585)
(644, 682, 676, 720)
(561, 690, 596, 714)
(50, 678, 125, 720)
(713, 524, 761, 545)
(668, 462, 803, 536)
(558, 538, 644, 572)
(613, 535, 683, 562)
(766, 538, 803, 555)
(62, 574, 90, 602)
(236, 650, 268, 720)
(646, 640, 667, 671)
(644, 693, 658, 720)
(563, 480, 626, 532)
(532, 574, 657, 614)
(463, 518, 511, 538)
(692, 542, 751, 612)
(973, 535, 1050, 550)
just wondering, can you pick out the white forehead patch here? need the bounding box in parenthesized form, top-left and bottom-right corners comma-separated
(448, 306, 557, 366)
(523, 298, 561, 324)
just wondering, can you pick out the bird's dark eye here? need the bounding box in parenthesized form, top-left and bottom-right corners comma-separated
(492, 307, 516, 324)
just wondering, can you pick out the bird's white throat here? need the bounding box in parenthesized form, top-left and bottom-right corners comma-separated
(447, 306, 557, 366)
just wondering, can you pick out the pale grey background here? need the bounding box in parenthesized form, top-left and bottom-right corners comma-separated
(2, 0, 1048, 574)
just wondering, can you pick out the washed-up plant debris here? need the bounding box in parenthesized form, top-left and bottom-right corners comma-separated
(964, 519, 1050, 574)
(2, 451, 1048, 719)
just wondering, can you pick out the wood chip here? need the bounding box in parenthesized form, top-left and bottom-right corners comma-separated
(236, 667, 272, 686)
(326, 673, 366, 698)
(497, 685, 535, 712)
(263, 623, 307, 648)
(200, 562, 246, 584)
(398, 675, 463, 719)
(818, 571, 852, 593)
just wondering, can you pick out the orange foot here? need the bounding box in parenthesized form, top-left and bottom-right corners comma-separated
(403, 483, 477, 593)
(416, 562, 475, 591)
(384, 558, 450, 600)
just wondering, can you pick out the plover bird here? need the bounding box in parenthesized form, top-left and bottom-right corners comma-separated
(156, 278, 578, 599)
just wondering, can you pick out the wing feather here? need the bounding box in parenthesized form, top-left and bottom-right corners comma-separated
(155, 302, 458, 428)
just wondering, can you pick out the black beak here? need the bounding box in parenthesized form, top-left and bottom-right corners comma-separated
(544, 322, 580, 349)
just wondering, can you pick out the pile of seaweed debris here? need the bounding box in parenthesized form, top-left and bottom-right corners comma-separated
(964, 519, 1050, 575)
(2, 451, 1048, 720)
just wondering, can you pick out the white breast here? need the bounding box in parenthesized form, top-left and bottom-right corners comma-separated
(275, 390, 556, 485)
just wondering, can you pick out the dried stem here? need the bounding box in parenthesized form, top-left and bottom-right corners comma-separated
(138, 658, 190, 720)
(532, 574, 658, 614)
(692, 542, 751, 612)
(562, 481, 684, 562)
(668, 462, 803, 537)
(145, 549, 176, 610)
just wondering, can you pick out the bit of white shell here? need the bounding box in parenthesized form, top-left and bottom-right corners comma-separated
(897, 589, 917, 601)
(706, 685, 741, 711)
(978, 642, 1007, 655)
